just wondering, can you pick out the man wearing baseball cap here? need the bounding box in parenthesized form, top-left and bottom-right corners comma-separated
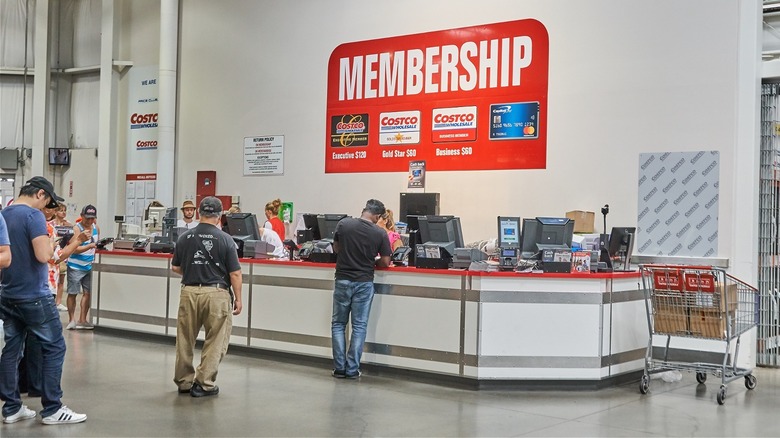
(177, 200, 199, 230)
(171, 197, 241, 397)
(0, 177, 87, 424)
(66, 205, 99, 331)
(24, 176, 64, 209)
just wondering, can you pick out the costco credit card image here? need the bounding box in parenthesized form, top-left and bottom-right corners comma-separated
(489, 102, 539, 140)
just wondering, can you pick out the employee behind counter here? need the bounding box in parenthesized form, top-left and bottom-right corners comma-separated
(220, 208, 286, 259)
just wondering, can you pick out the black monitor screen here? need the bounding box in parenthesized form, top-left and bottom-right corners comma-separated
(302, 213, 321, 240)
(317, 214, 348, 241)
(497, 216, 521, 248)
(226, 213, 260, 240)
(520, 218, 540, 257)
(519, 217, 573, 258)
(417, 215, 464, 248)
(399, 193, 439, 222)
(49, 148, 70, 166)
(406, 215, 422, 232)
(536, 217, 574, 248)
(608, 227, 636, 259)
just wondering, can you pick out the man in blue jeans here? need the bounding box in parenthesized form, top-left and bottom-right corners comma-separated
(331, 199, 391, 379)
(0, 177, 87, 425)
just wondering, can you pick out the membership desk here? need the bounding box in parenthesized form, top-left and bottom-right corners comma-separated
(93, 250, 646, 388)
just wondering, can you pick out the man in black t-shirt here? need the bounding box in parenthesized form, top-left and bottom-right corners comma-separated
(331, 199, 392, 379)
(171, 197, 242, 397)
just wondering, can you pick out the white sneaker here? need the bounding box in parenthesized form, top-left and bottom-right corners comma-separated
(56, 304, 67, 311)
(41, 406, 86, 425)
(65, 321, 76, 330)
(75, 321, 94, 330)
(3, 405, 36, 423)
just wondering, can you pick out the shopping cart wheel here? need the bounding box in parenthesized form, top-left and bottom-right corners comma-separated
(744, 375, 757, 390)
(695, 372, 707, 384)
(717, 386, 726, 405)
(639, 374, 649, 394)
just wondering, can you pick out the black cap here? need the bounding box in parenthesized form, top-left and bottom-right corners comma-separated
(364, 199, 386, 216)
(199, 197, 223, 216)
(26, 176, 64, 209)
(81, 204, 97, 218)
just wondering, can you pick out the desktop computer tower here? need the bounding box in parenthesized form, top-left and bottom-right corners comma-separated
(399, 193, 440, 223)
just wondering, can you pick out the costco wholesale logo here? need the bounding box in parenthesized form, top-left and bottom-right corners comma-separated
(136, 140, 158, 150)
(431, 106, 477, 143)
(130, 113, 158, 129)
(330, 114, 369, 147)
(379, 111, 420, 145)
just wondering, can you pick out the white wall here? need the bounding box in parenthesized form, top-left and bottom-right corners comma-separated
(115, 0, 759, 267)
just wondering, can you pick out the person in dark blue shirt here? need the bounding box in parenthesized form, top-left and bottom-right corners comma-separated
(0, 177, 87, 425)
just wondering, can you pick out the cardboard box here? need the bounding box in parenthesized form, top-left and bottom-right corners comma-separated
(653, 294, 689, 335)
(689, 309, 734, 339)
(566, 210, 595, 233)
(690, 283, 737, 313)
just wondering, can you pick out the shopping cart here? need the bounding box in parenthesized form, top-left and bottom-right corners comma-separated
(639, 264, 758, 405)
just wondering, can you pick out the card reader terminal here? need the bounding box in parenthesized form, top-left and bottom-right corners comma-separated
(499, 247, 518, 271)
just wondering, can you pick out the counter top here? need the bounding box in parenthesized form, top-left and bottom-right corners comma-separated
(98, 249, 640, 278)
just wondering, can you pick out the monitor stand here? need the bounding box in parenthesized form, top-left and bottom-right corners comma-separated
(612, 232, 635, 272)
(598, 234, 613, 272)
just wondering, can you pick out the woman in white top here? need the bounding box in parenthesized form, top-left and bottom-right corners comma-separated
(257, 227, 286, 258)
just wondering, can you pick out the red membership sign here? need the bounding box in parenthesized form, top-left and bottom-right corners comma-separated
(325, 19, 549, 173)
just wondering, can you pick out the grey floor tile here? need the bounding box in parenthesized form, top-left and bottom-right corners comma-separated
(1, 328, 778, 437)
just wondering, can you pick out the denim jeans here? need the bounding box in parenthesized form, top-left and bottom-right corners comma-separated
(0, 295, 66, 418)
(331, 279, 375, 376)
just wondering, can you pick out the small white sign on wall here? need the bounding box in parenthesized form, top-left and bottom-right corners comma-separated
(244, 135, 284, 176)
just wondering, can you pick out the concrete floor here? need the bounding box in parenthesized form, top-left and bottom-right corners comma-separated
(1, 328, 779, 437)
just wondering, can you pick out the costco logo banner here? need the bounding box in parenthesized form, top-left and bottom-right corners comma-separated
(326, 19, 549, 173)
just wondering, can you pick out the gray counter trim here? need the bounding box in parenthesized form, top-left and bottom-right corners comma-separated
(478, 290, 605, 305)
(374, 283, 462, 300)
(96, 309, 645, 370)
(94, 264, 170, 277)
(606, 289, 645, 304)
(249, 328, 332, 348)
(250, 275, 333, 291)
(364, 342, 461, 364)
(651, 347, 729, 364)
(478, 355, 601, 368)
(602, 348, 646, 367)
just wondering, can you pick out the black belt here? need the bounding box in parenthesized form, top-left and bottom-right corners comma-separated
(184, 283, 227, 289)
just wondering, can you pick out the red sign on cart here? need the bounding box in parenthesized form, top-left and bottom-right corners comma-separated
(653, 270, 683, 291)
(325, 19, 549, 173)
(684, 273, 716, 293)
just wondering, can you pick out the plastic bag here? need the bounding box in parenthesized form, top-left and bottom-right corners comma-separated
(650, 370, 682, 382)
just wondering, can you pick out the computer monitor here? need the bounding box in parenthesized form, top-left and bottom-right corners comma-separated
(399, 193, 440, 222)
(519, 217, 574, 258)
(406, 215, 422, 233)
(226, 213, 261, 240)
(520, 218, 540, 258)
(145, 206, 167, 231)
(161, 207, 177, 241)
(608, 227, 636, 270)
(417, 215, 464, 255)
(317, 214, 348, 241)
(302, 213, 321, 240)
(497, 216, 521, 248)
